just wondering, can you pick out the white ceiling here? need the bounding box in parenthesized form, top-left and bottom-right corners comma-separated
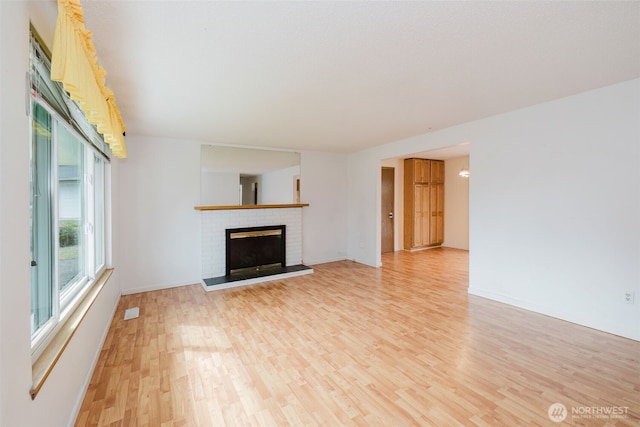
(82, 1, 640, 154)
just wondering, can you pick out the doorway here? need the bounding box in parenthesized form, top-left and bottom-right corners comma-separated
(381, 167, 395, 253)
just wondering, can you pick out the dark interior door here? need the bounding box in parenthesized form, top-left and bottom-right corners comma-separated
(381, 167, 395, 253)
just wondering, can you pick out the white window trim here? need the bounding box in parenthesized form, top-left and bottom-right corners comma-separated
(30, 96, 108, 362)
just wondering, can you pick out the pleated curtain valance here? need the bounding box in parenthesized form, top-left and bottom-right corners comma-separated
(51, 0, 127, 158)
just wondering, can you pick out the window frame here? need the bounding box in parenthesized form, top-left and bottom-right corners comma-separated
(28, 25, 117, 400)
(29, 96, 109, 361)
(56, 122, 90, 309)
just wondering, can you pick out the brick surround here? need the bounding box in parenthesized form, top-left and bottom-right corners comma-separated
(201, 208, 303, 278)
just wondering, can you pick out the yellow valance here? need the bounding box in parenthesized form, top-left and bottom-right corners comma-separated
(51, 0, 127, 158)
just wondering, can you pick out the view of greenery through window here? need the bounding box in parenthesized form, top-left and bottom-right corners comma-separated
(57, 125, 85, 291)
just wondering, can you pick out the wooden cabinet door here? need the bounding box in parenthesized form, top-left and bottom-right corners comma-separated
(435, 183, 444, 243)
(413, 185, 422, 247)
(412, 159, 421, 183)
(411, 185, 420, 246)
(406, 158, 434, 184)
(413, 185, 430, 246)
(419, 185, 430, 245)
(430, 160, 444, 184)
(413, 159, 430, 183)
(429, 183, 444, 245)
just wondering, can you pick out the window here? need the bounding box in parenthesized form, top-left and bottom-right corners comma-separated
(94, 155, 106, 271)
(29, 33, 110, 356)
(57, 125, 86, 292)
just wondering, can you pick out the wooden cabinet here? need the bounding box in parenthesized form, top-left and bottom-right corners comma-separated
(404, 158, 444, 250)
(412, 158, 431, 183)
(430, 160, 444, 184)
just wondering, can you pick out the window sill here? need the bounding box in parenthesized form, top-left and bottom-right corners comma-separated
(30, 268, 114, 399)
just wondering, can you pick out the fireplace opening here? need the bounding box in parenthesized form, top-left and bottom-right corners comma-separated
(226, 225, 286, 276)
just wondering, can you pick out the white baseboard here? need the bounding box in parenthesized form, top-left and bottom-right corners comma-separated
(305, 256, 348, 266)
(468, 287, 640, 342)
(121, 279, 201, 295)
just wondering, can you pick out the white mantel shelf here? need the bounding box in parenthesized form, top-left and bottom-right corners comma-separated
(194, 203, 309, 211)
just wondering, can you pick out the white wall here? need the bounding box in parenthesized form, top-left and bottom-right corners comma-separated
(300, 151, 349, 264)
(0, 3, 122, 426)
(443, 156, 469, 250)
(347, 154, 382, 265)
(260, 165, 300, 204)
(201, 171, 240, 205)
(117, 136, 202, 294)
(469, 83, 639, 340)
(347, 80, 640, 341)
(117, 140, 349, 294)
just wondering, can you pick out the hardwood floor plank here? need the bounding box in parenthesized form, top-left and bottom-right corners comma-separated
(76, 248, 640, 426)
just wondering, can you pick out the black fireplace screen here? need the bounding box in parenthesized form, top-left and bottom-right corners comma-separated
(225, 225, 286, 275)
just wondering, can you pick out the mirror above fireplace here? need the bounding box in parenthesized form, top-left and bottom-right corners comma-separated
(200, 145, 301, 206)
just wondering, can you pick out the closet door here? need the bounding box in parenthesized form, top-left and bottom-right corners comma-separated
(429, 184, 444, 245)
(415, 159, 430, 183)
(428, 160, 445, 245)
(412, 184, 428, 246)
(419, 184, 430, 246)
(430, 160, 444, 184)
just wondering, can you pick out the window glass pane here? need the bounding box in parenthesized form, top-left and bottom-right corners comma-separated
(57, 125, 85, 291)
(31, 102, 54, 335)
(94, 155, 105, 270)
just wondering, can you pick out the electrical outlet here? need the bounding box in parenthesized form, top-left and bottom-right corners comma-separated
(624, 292, 635, 305)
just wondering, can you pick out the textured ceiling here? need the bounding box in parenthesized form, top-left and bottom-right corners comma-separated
(82, 1, 640, 153)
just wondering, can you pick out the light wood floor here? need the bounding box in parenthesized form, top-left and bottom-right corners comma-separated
(76, 248, 640, 426)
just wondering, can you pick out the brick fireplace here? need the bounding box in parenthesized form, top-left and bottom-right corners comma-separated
(198, 205, 309, 289)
